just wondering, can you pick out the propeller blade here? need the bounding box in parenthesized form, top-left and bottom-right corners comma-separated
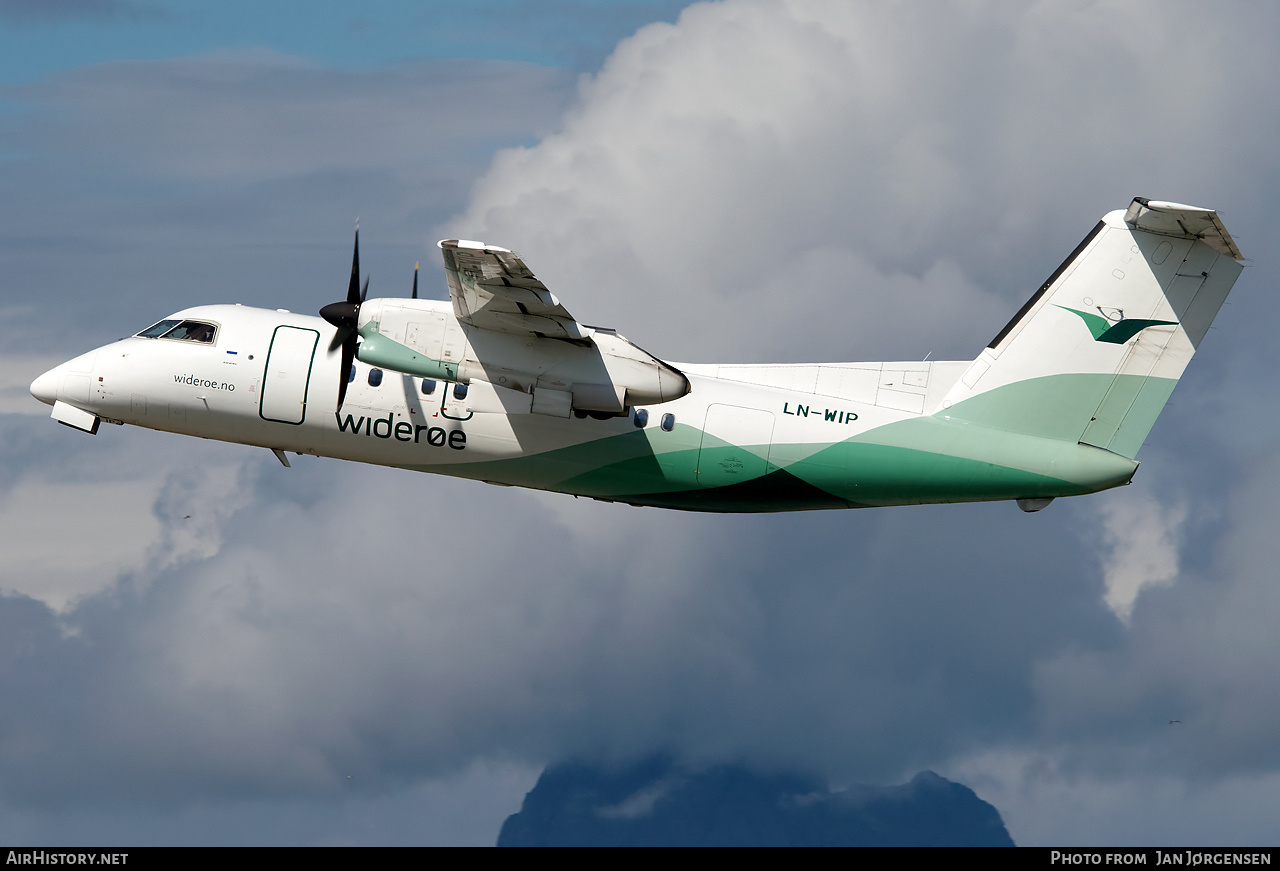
(326, 224, 366, 411)
(347, 227, 362, 305)
(412, 262, 418, 299)
(327, 322, 353, 353)
(336, 338, 355, 411)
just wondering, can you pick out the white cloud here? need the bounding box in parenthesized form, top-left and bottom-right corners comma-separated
(0, 389, 256, 611)
(1095, 487, 1188, 622)
(443, 0, 1270, 363)
(0, 476, 160, 611)
(0, 356, 68, 415)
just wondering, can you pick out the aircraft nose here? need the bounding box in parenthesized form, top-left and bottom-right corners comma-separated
(30, 366, 61, 406)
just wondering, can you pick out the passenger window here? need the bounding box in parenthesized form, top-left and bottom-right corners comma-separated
(661, 413, 675, 432)
(421, 379, 437, 396)
(349, 365, 357, 383)
(368, 368, 383, 387)
(453, 383, 468, 400)
(634, 408, 649, 428)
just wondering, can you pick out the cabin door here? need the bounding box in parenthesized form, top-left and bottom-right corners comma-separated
(260, 326, 320, 425)
(696, 404, 775, 487)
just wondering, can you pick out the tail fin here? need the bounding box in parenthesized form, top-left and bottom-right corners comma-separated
(940, 198, 1244, 459)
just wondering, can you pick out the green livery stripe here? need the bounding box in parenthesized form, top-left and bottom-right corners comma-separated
(428, 430, 1122, 512)
(941, 372, 1178, 456)
(1106, 376, 1178, 458)
(414, 421, 1136, 515)
(394, 373, 1168, 512)
(425, 424, 703, 496)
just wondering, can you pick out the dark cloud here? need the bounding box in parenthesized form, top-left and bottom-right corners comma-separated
(0, 417, 1119, 804)
(1031, 452, 1280, 779)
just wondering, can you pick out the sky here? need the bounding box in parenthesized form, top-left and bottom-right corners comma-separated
(1, 0, 1279, 847)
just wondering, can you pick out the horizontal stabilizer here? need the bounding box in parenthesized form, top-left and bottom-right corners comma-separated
(1123, 198, 1242, 260)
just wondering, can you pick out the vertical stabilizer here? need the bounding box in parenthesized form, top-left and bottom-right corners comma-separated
(939, 198, 1243, 459)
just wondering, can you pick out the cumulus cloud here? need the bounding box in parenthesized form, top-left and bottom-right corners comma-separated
(443, 0, 1273, 363)
(430, 0, 1280, 835)
(1028, 452, 1280, 780)
(1095, 488, 1188, 622)
(0, 475, 162, 610)
(0, 352, 254, 611)
(0, 438, 1093, 805)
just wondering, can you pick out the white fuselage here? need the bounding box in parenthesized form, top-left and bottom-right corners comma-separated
(29, 299, 1139, 512)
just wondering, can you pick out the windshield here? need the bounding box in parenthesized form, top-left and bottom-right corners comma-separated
(137, 319, 180, 338)
(136, 319, 218, 344)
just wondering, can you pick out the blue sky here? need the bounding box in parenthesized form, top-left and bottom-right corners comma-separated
(0, 1, 690, 80)
(3, 0, 1280, 847)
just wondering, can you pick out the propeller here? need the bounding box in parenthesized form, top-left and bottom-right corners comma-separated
(320, 227, 369, 411)
(411, 261, 418, 299)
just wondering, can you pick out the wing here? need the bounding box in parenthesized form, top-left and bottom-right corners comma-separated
(438, 240, 587, 342)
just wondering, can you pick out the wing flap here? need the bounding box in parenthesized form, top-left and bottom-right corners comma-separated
(438, 239, 586, 340)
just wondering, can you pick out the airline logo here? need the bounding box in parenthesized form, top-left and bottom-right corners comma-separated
(335, 410, 466, 450)
(1056, 306, 1177, 344)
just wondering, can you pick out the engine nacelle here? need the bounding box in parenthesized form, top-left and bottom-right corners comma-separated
(357, 298, 689, 417)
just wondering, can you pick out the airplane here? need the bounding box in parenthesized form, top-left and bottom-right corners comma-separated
(29, 197, 1243, 513)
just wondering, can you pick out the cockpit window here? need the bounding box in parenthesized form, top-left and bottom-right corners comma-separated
(137, 319, 180, 338)
(162, 321, 217, 343)
(136, 319, 218, 344)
